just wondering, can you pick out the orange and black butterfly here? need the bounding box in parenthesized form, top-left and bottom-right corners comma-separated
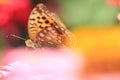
(25, 3, 75, 48)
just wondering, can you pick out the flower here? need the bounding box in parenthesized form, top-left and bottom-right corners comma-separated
(1, 47, 84, 80)
(107, 0, 120, 6)
(0, 0, 32, 47)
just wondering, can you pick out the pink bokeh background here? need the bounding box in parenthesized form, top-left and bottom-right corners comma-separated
(1, 48, 84, 80)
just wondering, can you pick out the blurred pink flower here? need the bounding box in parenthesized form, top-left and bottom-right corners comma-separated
(107, 0, 120, 6)
(1, 48, 120, 80)
(0, 48, 84, 80)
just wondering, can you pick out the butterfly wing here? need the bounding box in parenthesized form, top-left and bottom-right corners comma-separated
(28, 4, 49, 41)
(49, 12, 75, 47)
(27, 3, 74, 48)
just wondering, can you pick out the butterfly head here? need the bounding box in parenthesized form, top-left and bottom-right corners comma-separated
(25, 39, 36, 49)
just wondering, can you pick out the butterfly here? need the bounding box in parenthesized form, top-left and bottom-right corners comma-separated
(25, 3, 75, 48)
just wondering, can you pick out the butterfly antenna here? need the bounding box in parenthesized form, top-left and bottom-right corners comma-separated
(8, 34, 27, 41)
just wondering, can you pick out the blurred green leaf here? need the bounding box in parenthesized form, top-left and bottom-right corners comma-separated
(57, 0, 120, 28)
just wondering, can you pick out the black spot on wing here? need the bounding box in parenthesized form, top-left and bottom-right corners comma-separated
(30, 18, 35, 21)
(45, 20, 49, 24)
(37, 21, 42, 24)
(37, 16, 40, 19)
(50, 23, 63, 35)
(42, 16, 46, 20)
(39, 26, 43, 29)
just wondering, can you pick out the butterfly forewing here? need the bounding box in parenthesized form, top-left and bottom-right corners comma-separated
(27, 3, 74, 48)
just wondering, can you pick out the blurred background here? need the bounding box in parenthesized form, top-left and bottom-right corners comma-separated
(0, 0, 120, 79)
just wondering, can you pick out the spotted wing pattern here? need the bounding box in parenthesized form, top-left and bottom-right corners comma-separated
(26, 3, 74, 48)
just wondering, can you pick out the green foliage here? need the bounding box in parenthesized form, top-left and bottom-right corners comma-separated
(57, 0, 120, 27)
(0, 36, 5, 50)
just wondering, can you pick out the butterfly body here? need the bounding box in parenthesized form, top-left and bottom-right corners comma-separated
(26, 4, 74, 48)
